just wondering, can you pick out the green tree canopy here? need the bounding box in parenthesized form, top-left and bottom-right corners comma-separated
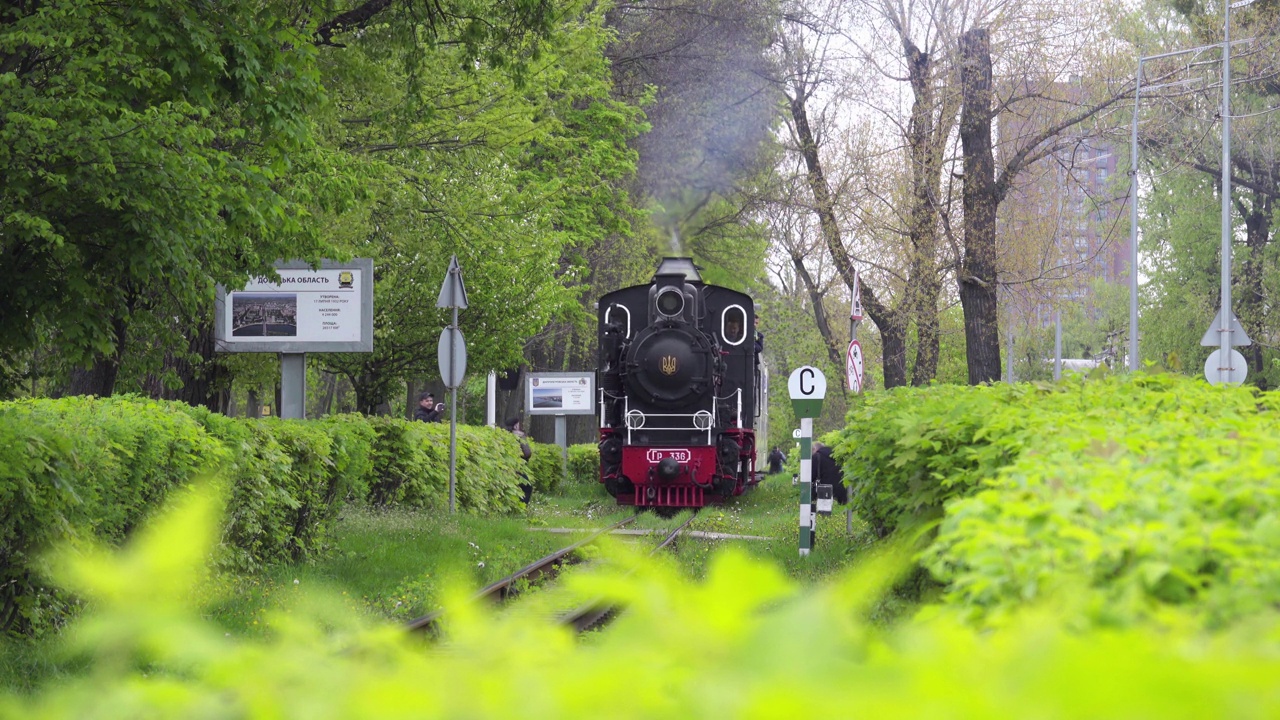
(0, 0, 355, 394)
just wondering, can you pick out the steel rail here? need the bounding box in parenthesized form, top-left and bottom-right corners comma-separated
(559, 512, 697, 634)
(405, 514, 637, 633)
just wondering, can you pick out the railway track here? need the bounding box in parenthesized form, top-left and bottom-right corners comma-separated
(405, 511, 696, 636)
(559, 511, 695, 633)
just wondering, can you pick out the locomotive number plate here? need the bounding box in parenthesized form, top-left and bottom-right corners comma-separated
(646, 449, 692, 463)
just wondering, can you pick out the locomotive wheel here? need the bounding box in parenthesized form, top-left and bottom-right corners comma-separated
(604, 476, 633, 498)
(713, 474, 737, 497)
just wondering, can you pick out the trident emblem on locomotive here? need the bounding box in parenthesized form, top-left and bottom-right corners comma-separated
(660, 355, 678, 375)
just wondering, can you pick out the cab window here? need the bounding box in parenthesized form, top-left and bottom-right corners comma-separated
(721, 306, 746, 346)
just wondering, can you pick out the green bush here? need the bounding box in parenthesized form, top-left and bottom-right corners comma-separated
(0, 396, 224, 635)
(317, 413, 377, 501)
(367, 419, 525, 513)
(527, 441, 564, 493)
(454, 425, 526, 513)
(834, 373, 1280, 627)
(566, 443, 598, 486)
(0, 398, 532, 636)
(177, 407, 362, 571)
(917, 375, 1280, 627)
(257, 420, 343, 561)
(366, 417, 436, 507)
(829, 383, 1037, 537)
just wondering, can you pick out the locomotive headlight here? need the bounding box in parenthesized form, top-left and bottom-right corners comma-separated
(656, 288, 685, 318)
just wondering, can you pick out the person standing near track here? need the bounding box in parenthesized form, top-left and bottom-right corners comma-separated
(767, 446, 785, 475)
(506, 417, 534, 505)
(811, 441, 847, 505)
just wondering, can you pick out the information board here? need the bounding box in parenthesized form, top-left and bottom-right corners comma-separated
(526, 372, 596, 416)
(215, 259, 374, 353)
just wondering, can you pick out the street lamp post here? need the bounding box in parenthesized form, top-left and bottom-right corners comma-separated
(1127, 44, 1220, 371)
(1216, 0, 1259, 382)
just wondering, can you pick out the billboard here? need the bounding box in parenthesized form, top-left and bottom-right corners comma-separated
(215, 259, 374, 353)
(526, 372, 595, 416)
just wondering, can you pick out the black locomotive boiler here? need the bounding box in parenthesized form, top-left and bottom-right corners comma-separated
(596, 258, 761, 508)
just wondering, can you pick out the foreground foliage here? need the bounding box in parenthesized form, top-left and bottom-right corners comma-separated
(4, 490, 1280, 719)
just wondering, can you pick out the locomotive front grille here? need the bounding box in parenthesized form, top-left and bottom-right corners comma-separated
(635, 485, 704, 508)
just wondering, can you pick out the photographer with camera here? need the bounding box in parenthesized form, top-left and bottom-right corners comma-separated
(414, 392, 443, 423)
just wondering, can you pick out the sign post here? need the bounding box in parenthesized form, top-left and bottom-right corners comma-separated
(1200, 307, 1251, 386)
(846, 270, 864, 393)
(845, 273, 864, 532)
(788, 366, 826, 557)
(437, 255, 469, 513)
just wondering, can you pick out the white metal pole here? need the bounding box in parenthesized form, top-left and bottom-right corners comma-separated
(1219, 0, 1234, 383)
(1129, 58, 1143, 371)
(1054, 312, 1063, 381)
(486, 370, 496, 426)
(1127, 43, 1227, 372)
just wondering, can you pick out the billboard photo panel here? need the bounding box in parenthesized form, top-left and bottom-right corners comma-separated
(526, 372, 595, 415)
(215, 259, 374, 353)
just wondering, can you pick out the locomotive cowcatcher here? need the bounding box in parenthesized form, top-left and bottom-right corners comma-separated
(596, 258, 761, 509)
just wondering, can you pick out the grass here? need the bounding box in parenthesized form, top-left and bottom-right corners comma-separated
(219, 475, 882, 631)
(659, 473, 882, 583)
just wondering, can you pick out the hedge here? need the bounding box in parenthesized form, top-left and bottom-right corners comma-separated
(173, 406, 375, 571)
(364, 419, 527, 513)
(832, 373, 1280, 627)
(527, 441, 564, 493)
(1, 398, 533, 636)
(453, 426, 529, 514)
(0, 397, 225, 635)
(830, 383, 1037, 538)
(567, 444, 598, 486)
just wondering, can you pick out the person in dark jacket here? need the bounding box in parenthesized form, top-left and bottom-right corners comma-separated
(811, 441, 847, 505)
(414, 392, 442, 422)
(506, 417, 534, 505)
(767, 446, 785, 475)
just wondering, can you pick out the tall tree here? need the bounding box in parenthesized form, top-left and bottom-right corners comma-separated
(0, 0, 346, 396)
(775, 0, 953, 388)
(955, 15, 1131, 383)
(312, 1, 648, 412)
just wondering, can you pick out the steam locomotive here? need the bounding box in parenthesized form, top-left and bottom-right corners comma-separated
(596, 258, 761, 508)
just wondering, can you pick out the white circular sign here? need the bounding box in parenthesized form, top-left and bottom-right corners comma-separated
(846, 340, 864, 393)
(1204, 348, 1247, 386)
(788, 366, 827, 400)
(437, 326, 467, 388)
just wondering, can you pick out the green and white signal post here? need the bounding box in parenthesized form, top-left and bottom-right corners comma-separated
(788, 366, 826, 557)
